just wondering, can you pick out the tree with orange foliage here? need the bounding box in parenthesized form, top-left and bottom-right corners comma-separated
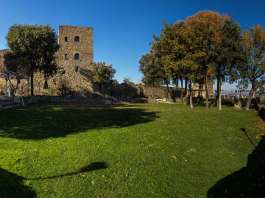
(185, 11, 231, 109)
(140, 11, 242, 109)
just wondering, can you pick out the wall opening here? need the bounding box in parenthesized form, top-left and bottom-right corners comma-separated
(74, 36, 80, 42)
(75, 65, 79, 72)
(74, 53, 80, 60)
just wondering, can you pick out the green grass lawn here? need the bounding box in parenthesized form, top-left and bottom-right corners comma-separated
(0, 103, 261, 197)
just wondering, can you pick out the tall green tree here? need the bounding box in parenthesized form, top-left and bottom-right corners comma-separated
(151, 36, 173, 99)
(158, 22, 200, 105)
(185, 11, 230, 108)
(157, 22, 190, 102)
(139, 52, 165, 86)
(7, 25, 59, 96)
(239, 25, 265, 110)
(214, 20, 242, 110)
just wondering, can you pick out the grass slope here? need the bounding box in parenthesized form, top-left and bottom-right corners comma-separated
(0, 103, 260, 197)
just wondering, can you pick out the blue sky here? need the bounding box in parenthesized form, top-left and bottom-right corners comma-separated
(1, 0, 265, 86)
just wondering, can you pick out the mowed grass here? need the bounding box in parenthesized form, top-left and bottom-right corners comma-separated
(0, 103, 260, 197)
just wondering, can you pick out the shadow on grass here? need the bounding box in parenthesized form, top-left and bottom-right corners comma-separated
(240, 128, 256, 147)
(0, 161, 108, 197)
(0, 104, 158, 140)
(0, 168, 36, 198)
(27, 161, 108, 180)
(207, 136, 265, 197)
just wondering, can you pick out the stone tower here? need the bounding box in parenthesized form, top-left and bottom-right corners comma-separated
(57, 25, 93, 92)
(0, 25, 95, 96)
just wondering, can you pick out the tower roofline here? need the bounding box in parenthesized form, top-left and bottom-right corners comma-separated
(59, 25, 93, 31)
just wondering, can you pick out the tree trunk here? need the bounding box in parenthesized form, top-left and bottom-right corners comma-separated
(14, 79, 20, 96)
(199, 83, 203, 97)
(180, 77, 183, 89)
(180, 89, 184, 103)
(30, 73, 34, 96)
(189, 80, 194, 109)
(99, 83, 103, 94)
(175, 78, 179, 88)
(165, 81, 171, 101)
(27, 78, 30, 96)
(185, 78, 188, 105)
(7, 78, 15, 97)
(180, 77, 184, 103)
(246, 83, 256, 110)
(217, 76, 222, 110)
(205, 76, 209, 109)
(43, 75, 49, 89)
(5, 79, 8, 96)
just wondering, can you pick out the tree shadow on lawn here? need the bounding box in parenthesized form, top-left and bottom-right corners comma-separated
(0, 104, 158, 140)
(207, 135, 265, 198)
(27, 161, 108, 180)
(0, 168, 36, 198)
(0, 161, 108, 197)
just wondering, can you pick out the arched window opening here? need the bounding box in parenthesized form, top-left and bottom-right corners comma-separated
(74, 53, 80, 60)
(64, 37, 68, 42)
(74, 36, 80, 42)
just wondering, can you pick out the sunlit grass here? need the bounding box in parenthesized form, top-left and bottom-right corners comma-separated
(0, 103, 260, 198)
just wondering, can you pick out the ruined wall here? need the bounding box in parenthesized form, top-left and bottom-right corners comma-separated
(0, 50, 9, 95)
(192, 81, 214, 98)
(0, 25, 94, 96)
(0, 49, 9, 72)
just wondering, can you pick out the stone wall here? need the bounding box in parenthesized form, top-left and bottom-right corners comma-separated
(57, 25, 93, 92)
(192, 81, 214, 98)
(0, 25, 94, 96)
(0, 49, 9, 72)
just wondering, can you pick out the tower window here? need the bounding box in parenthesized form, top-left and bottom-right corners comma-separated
(64, 54, 68, 60)
(64, 37, 68, 42)
(74, 36, 80, 42)
(74, 53, 80, 60)
(75, 65, 79, 72)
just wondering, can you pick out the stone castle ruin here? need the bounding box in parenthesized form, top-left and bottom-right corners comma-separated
(0, 25, 213, 99)
(0, 25, 94, 96)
